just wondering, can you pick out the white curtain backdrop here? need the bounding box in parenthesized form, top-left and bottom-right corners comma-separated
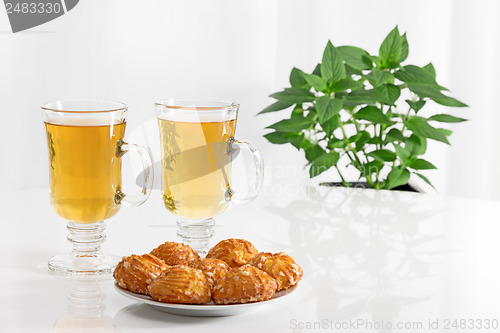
(0, 0, 497, 200)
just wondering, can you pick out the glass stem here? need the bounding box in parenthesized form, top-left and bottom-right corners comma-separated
(176, 218, 215, 257)
(67, 221, 106, 257)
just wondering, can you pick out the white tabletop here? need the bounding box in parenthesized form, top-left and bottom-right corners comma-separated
(2, 186, 500, 332)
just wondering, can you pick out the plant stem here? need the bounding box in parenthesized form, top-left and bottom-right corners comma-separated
(365, 175, 375, 188)
(335, 165, 348, 187)
(339, 122, 363, 167)
(339, 121, 378, 187)
(400, 106, 413, 136)
(348, 109, 360, 132)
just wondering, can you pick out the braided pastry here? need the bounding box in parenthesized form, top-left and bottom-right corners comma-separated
(113, 254, 168, 295)
(189, 257, 229, 286)
(248, 252, 303, 291)
(150, 241, 199, 266)
(212, 265, 277, 304)
(206, 238, 258, 268)
(148, 266, 211, 304)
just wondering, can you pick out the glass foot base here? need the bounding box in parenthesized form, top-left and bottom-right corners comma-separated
(48, 221, 119, 275)
(48, 253, 120, 275)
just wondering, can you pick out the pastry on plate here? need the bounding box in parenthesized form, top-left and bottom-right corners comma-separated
(212, 264, 277, 304)
(113, 253, 168, 295)
(189, 257, 229, 286)
(150, 241, 199, 266)
(206, 238, 258, 268)
(148, 266, 211, 304)
(248, 252, 303, 291)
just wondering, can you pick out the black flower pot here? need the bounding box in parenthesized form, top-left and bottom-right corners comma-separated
(319, 181, 419, 193)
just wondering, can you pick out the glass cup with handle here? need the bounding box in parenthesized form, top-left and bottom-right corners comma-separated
(42, 100, 154, 275)
(156, 98, 264, 255)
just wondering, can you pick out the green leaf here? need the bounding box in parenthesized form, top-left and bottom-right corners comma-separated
(388, 166, 411, 189)
(406, 99, 426, 112)
(385, 128, 404, 143)
(270, 88, 315, 104)
(375, 84, 401, 105)
(321, 114, 340, 137)
(312, 63, 322, 77)
(405, 116, 450, 144)
(367, 149, 396, 162)
(321, 41, 345, 83)
(302, 73, 328, 92)
(327, 137, 345, 149)
(438, 128, 453, 137)
(399, 33, 409, 63)
(337, 45, 372, 71)
(423, 62, 436, 79)
(258, 101, 294, 115)
(406, 83, 444, 98)
(431, 96, 468, 107)
(428, 114, 467, 123)
(354, 106, 392, 125)
(379, 26, 402, 68)
(360, 160, 384, 177)
(305, 145, 325, 163)
(266, 116, 314, 132)
(367, 68, 395, 87)
(291, 104, 304, 118)
(409, 158, 437, 170)
(406, 135, 426, 155)
(264, 131, 305, 149)
(350, 130, 371, 149)
(264, 131, 289, 144)
(309, 151, 340, 177)
(316, 96, 343, 124)
(395, 65, 447, 90)
(289, 67, 309, 88)
(331, 78, 364, 92)
(289, 133, 307, 149)
(345, 64, 363, 76)
(406, 83, 468, 107)
(415, 172, 435, 189)
(344, 89, 385, 106)
(368, 136, 382, 145)
(362, 54, 374, 68)
(393, 143, 411, 161)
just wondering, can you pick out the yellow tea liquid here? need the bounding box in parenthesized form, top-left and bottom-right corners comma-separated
(45, 120, 125, 223)
(158, 118, 236, 219)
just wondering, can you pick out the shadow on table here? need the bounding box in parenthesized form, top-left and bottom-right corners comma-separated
(263, 186, 451, 323)
(114, 301, 297, 332)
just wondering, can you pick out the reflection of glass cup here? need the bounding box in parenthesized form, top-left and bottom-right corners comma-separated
(52, 277, 115, 333)
(42, 100, 154, 274)
(156, 98, 264, 254)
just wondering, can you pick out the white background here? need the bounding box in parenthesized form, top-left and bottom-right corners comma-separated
(0, 0, 497, 200)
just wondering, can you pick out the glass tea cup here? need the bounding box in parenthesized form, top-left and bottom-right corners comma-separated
(156, 98, 264, 255)
(42, 100, 153, 275)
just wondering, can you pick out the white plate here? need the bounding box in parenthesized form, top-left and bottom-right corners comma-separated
(114, 283, 297, 317)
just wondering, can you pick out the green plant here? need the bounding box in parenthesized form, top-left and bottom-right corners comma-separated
(259, 26, 467, 189)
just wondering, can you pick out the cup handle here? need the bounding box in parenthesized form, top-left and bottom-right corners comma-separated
(115, 139, 154, 206)
(226, 137, 264, 205)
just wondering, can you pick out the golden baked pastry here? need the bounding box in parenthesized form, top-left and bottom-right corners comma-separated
(148, 266, 211, 304)
(113, 254, 168, 295)
(212, 265, 277, 304)
(206, 238, 258, 268)
(248, 252, 303, 291)
(189, 258, 229, 286)
(150, 241, 199, 266)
